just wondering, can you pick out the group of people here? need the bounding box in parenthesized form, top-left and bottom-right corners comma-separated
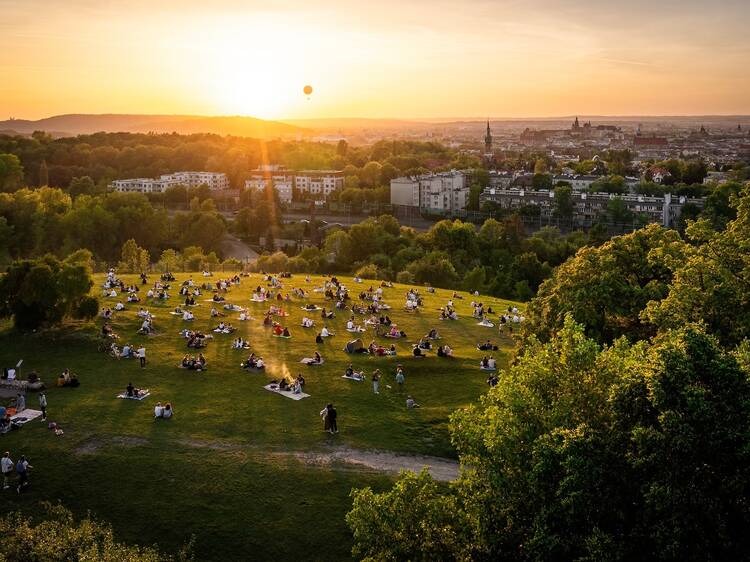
(2, 451, 32, 494)
(276, 374, 305, 394)
(154, 402, 174, 419)
(180, 354, 207, 370)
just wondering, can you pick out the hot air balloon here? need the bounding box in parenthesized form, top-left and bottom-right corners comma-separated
(303, 85, 313, 99)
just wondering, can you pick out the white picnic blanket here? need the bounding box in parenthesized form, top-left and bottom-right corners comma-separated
(10, 409, 43, 425)
(117, 391, 151, 400)
(300, 358, 325, 365)
(342, 374, 365, 382)
(263, 383, 309, 400)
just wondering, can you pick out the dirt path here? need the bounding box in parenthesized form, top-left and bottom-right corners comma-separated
(76, 435, 460, 482)
(289, 447, 459, 482)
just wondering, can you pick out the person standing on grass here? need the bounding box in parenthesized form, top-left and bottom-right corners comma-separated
(2, 452, 13, 490)
(395, 366, 405, 392)
(372, 369, 381, 394)
(137, 345, 146, 368)
(38, 393, 47, 421)
(327, 403, 338, 434)
(16, 455, 31, 494)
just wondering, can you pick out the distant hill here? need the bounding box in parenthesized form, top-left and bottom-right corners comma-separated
(0, 114, 305, 138)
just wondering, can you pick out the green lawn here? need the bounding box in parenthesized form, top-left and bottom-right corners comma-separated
(0, 273, 520, 561)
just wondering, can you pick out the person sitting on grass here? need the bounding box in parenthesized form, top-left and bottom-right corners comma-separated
(301, 316, 314, 328)
(263, 314, 273, 326)
(320, 326, 334, 338)
(304, 351, 323, 365)
(436, 344, 453, 357)
(162, 403, 173, 419)
(427, 328, 439, 340)
(406, 396, 420, 409)
(321, 308, 335, 320)
(154, 401, 164, 418)
(477, 340, 498, 351)
(282, 326, 291, 337)
(345, 365, 365, 381)
(417, 337, 432, 350)
(126, 382, 138, 397)
(242, 353, 265, 370)
(412, 345, 425, 357)
(486, 373, 499, 387)
(278, 378, 290, 391)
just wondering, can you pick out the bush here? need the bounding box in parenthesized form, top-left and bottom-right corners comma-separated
(221, 258, 244, 272)
(75, 295, 100, 320)
(355, 263, 380, 280)
(396, 270, 415, 284)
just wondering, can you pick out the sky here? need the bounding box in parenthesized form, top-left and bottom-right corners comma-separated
(1, 0, 749, 120)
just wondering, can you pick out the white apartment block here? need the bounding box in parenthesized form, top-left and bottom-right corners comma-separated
(110, 171, 229, 193)
(390, 171, 469, 213)
(245, 169, 344, 202)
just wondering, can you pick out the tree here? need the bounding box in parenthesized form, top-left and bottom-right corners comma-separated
(347, 470, 472, 562)
(644, 186, 750, 346)
(607, 197, 634, 224)
(158, 248, 180, 272)
(68, 176, 97, 197)
(349, 318, 750, 561)
(119, 239, 150, 273)
(524, 224, 687, 344)
(360, 161, 384, 188)
(552, 184, 574, 219)
(0, 254, 96, 330)
(0, 502, 187, 561)
(336, 139, 348, 157)
(0, 153, 24, 192)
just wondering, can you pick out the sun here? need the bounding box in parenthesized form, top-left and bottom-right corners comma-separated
(196, 20, 314, 119)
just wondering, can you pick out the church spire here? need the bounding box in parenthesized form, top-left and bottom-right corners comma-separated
(484, 119, 493, 153)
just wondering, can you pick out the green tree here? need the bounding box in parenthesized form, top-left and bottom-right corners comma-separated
(524, 224, 687, 344)
(0, 502, 187, 561)
(0, 254, 96, 330)
(119, 239, 150, 273)
(68, 175, 97, 197)
(552, 184, 574, 218)
(347, 470, 472, 562)
(0, 153, 24, 192)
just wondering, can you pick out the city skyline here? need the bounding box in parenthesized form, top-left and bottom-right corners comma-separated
(2, 0, 749, 120)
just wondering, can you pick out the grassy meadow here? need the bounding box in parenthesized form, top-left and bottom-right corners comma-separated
(0, 273, 520, 561)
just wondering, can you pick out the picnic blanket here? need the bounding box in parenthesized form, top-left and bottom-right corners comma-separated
(346, 327, 366, 333)
(10, 409, 43, 425)
(272, 334, 292, 339)
(342, 374, 365, 382)
(477, 321, 495, 327)
(263, 383, 309, 400)
(301, 305, 321, 311)
(300, 358, 325, 365)
(479, 365, 496, 372)
(117, 390, 151, 400)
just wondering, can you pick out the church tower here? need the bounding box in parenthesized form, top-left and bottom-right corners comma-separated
(484, 120, 493, 154)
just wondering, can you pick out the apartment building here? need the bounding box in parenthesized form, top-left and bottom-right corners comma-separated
(244, 169, 344, 202)
(110, 171, 229, 193)
(479, 187, 704, 228)
(390, 171, 469, 213)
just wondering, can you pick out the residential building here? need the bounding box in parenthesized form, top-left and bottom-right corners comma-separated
(479, 187, 704, 229)
(390, 171, 469, 213)
(110, 171, 229, 193)
(245, 168, 344, 202)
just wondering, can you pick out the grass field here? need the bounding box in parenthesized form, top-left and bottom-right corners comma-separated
(0, 273, 520, 561)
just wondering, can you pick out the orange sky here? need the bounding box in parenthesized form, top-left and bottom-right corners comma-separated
(1, 0, 749, 120)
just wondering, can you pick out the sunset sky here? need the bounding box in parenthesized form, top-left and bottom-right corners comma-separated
(1, 0, 749, 120)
